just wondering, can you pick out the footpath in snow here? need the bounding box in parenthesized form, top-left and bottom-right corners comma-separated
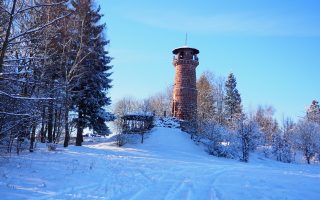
(0, 125, 320, 200)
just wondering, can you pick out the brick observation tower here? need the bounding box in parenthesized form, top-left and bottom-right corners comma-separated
(172, 46, 199, 121)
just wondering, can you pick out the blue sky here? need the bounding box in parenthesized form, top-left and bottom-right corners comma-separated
(99, 0, 320, 121)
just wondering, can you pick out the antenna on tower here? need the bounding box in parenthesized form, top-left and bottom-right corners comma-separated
(185, 32, 188, 46)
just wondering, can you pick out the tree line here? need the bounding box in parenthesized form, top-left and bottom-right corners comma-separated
(114, 71, 320, 164)
(195, 72, 320, 164)
(0, 0, 113, 154)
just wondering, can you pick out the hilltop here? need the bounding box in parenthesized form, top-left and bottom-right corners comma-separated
(0, 122, 319, 200)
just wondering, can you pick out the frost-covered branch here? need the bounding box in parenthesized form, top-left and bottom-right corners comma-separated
(0, 70, 32, 76)
(4, 57, 44, 62)
(0, 77, 36, 84)
(0, 112, 31, 117)
(0, 90, 54, 100)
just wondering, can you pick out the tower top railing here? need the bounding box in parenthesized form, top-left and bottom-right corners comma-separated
(172, 57, 199, 66)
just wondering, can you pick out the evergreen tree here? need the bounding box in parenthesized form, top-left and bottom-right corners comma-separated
(224, 73, 243, 129)
(70, 0, 113, 146)
(306, 100, 320, 125)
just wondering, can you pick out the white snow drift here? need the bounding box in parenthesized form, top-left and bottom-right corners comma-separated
(0, 126, 320, 200)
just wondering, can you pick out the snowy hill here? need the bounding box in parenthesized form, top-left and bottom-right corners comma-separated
(1, 125, 320, 200)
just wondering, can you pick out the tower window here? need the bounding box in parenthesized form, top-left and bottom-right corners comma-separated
(179, 52, 184, 59)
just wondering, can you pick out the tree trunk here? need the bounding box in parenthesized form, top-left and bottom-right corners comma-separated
(63, 108, 70, 147)
(16, 133, 24, 155)
(8, 132, 14, 153)
(63, 75, 70, 147)
(53, 108, 58, 143)
(0, 0, 17, 72)
(16, 139, 20, 155)
(141, 133, 144, 144)
(307, 157, 310, 164)
(29, 121, 37, 152)
(16, 123, 26, 155)
(305, 150, 311, 164)
(47, 88, 54, 143)
(76, 127, 83, 146)
(55, 107, 62, 143)
(76, 110, 84, 146)
(40, 106, 46, 143)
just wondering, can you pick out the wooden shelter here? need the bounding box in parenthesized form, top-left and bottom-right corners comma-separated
(121, 113, 154, 133)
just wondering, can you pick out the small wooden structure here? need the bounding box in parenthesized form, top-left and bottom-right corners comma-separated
(121, 113, 154, 134)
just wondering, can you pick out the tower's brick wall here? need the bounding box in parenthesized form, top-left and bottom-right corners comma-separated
(172, 50, 199, 121)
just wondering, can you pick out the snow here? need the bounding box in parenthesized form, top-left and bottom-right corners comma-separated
(124, 112, 154, 117)
(1, 124, 320, 200)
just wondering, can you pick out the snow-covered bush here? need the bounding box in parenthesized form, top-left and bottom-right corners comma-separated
(47, 143, 57, 151)
(115, 133, 127, 147)
(0, 134, 29, 155)
(0, 135, 10, 155)
(271, 131, 294, 163)
(202, 123, 238, 159)
(237, 120, 263, 162)
(293, 120, 320, 164)
(112, 116, 127, 147)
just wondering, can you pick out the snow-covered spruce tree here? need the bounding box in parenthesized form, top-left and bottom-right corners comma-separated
(305, 100, 320, 162)
(224, 73, 243, 129)
(70, 0, 113, 146)
(294, 120, 320, 164)
(306, 100, 320, 125)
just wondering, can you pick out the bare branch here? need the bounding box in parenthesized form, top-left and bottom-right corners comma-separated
(14, 1, 68, 16)
(8, 12, 72, 43)
(0, 5, 11, 15)
(0, 77, 36, 84)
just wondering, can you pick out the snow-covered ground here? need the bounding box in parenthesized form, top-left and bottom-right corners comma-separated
(1, 126, 320, 200)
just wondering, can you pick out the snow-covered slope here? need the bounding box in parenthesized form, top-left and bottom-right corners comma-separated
(1, 126, 320, 200)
